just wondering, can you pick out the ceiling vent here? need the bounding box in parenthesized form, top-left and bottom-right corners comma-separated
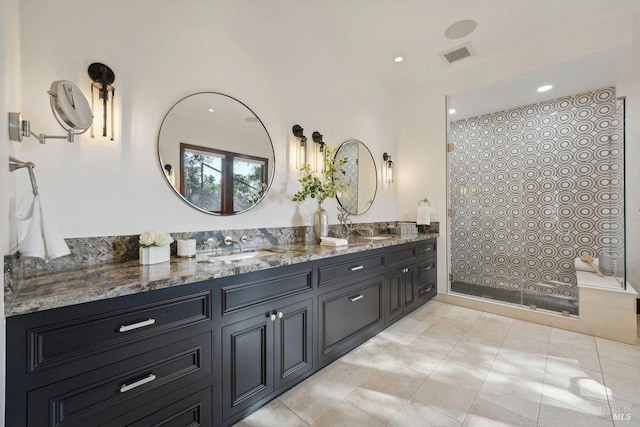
(440, 42, 475, 65)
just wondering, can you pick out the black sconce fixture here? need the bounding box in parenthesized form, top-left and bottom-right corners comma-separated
(312, 131, 325, 173)
(88, 62, 115, 140)
(383, 152, 394, 183)
(292, 124, 307, 170)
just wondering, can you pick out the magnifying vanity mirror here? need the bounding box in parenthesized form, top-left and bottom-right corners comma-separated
(9, 80, 93, 144)
(335, 139, 377, 215)
(158, 92, 275, 215)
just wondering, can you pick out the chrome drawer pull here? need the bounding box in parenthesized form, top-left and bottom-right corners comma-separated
(350, 265, 364, 271)
(423, 247, 433, 252)
(119, 318, 156, 333)
(349, 294, 364, 302)
(424, 266, 433, 271)
(120, 373, 157, 393)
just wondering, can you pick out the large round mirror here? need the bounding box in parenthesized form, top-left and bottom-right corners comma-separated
(158, 92, 275, 215)
(335, 139, 377, 215)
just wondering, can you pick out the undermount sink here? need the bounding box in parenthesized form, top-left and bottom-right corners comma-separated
(206, 250, 277, 264)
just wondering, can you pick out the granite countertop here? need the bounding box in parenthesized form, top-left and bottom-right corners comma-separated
(5, 233, 439, 317)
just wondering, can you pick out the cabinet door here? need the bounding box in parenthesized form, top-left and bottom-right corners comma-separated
(222, 312, 274, 421)
(274, 299, 313, 390)
(403, 265, 418, 312)
(387, 269, 404, 323)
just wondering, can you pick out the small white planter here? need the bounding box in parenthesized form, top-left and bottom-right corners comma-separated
(139, 245, 170, 265)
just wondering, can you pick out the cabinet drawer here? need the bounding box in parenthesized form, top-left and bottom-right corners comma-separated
(318, 254, 385, 287)
(103, 387, 212, 427)
(417, 239, 437, 260)
(418, 280, 437, 303)
(320, 280, 383, 353)
(387, 246, 417, 267)
(222, 270, 312, 315)
(417, 259, 437, 282)
(28, 292, 211, 373)
(28, 333, 211, 427)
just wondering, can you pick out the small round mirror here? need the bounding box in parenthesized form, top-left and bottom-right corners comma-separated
(49, 80, 93, 131)
(158, 92, 275, 215)
(335, 140, 377, 215)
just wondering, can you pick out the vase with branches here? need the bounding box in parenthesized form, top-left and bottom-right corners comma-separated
(292, 145, 350, 242)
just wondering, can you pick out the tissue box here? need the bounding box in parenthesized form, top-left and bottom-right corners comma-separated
(398, 222, 418, 237)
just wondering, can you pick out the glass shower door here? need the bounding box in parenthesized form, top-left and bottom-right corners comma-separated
(448, 112, 525, 307)
(519, 98, 578, 315)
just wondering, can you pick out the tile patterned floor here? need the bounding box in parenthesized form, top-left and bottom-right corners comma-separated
(235, 301, 640, 427)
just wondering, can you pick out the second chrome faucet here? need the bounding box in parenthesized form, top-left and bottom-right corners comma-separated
(224, 236, 248, 253)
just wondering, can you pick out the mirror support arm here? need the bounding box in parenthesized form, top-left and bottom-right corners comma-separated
(8, 113, 75, 144)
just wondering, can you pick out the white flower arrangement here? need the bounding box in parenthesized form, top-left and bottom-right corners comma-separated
(139, 231, 174, 248)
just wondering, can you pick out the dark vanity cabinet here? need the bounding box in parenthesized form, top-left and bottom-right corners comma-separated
(316, 252, 386, 366)
(6, 239, 437, 427)
(6, 285, 215, 427)
(386, 245, 419, 322)
(417, 240, 438, 303)
(220, 296, 313, 421)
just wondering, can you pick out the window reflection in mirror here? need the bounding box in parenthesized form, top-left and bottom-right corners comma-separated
(157, 92, 275, 215)
(180, 144, 267, 214)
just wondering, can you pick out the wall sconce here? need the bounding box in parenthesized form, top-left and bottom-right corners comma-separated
(292, 124, 307, 170)
(8, 80, 92, 144)
(312, 131, 325, 173)
(88, 62, 115, 141)
(383, 152, 394, 183)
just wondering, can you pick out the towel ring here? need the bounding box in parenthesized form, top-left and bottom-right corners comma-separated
(418, 198, 430, 207)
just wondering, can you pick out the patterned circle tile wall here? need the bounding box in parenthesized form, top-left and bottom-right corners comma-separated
(449, 87, 624, 299)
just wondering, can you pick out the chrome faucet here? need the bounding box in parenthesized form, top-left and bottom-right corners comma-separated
(224, 236, 244, 253)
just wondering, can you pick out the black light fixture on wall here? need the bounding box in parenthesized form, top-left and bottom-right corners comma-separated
(292, 124, 307, 170)
(312, 131, 325, 173)
(88, 62, 115, 140)
(383, 152, 394, 183)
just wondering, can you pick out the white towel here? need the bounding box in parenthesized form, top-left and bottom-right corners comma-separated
(320, 236, 349, 247)
(574, 257, 599, 273)
(417, 205, 431, 225)
(16, 192, 70, 261)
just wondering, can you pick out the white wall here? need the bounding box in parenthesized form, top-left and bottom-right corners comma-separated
(616, 11, 640, 293)
(16, 0, 398, 239)
(1, 0, 21, 423)
(395, 14, 636, 294)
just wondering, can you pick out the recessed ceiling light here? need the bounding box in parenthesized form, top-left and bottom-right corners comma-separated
(208, 108, 215, 112)
(449, 108, 456, 114)
(445, 19, 478, 40)
(537, 85, 553, 93)
(244, 116, 259, 123)
(394, 56, 404, 63)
